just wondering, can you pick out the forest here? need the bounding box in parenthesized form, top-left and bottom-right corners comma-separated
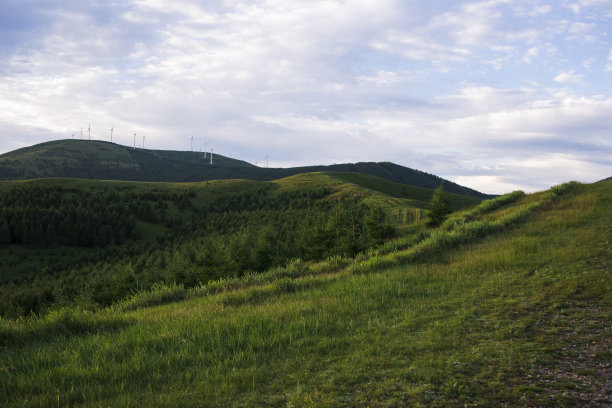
(0, 177, 398, 317)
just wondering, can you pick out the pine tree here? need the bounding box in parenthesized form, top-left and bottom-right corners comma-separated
(427, 185, 452, 227)
(0, 219, 11, 245)
(365, 205, 393, 244)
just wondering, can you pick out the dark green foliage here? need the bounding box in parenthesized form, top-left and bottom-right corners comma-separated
(427, 185, 452, 227)
(0, 218, 10, 245)
(0, 185, 138, 247)
(0, 179, 397, 317)
(365, 206, 395, 244)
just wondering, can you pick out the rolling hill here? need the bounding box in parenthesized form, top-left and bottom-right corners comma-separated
(1, 180, 609, 407)
(0, 172, 481, 317)
(0, 139, 491, 198)
(4, 141, 607, 406)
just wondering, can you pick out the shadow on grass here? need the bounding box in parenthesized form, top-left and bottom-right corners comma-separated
(220, 276, 332, 308)
(0, 307, 133, 348)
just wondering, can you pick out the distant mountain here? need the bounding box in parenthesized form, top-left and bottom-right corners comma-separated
(0, 139, 254, 182)
(259, 162, 491, 198)
(0, 139, 491, 198)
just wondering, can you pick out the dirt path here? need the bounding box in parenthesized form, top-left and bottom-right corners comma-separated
(527, 303, 611, 407)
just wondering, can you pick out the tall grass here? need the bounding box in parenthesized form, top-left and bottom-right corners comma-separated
(347, 183, 576, 275)
(0, 180, 608, 407)
(0, 306, 129, 347)
(461, 190, 526, 221)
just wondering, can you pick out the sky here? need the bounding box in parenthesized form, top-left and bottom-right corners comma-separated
(0, 0, 611, 194)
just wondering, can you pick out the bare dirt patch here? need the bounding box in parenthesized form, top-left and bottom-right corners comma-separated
(527, 304, 611, 407)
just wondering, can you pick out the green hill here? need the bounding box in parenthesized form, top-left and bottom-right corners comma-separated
(0, 173, 480, 317)
(0, 180, 609, 406)
(0, 139, 255, 182)
(0, 139, 491, 198)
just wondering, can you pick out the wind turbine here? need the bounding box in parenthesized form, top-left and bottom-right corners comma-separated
(204, 142, 207, 158)
(110, 127, 114, 143)
(264, 154, 270, 168)
(190, 136, 194, 152)
(210, 148, 214, 165)
(133, 133, 136, 150)
(142, 135, 146, 149)
(88, 124, 91, 140)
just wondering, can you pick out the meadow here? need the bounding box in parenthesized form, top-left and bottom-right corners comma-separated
(1, 180, 609, 406)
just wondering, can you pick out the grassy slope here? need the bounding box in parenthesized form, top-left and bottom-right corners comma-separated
(321, 172, 478, 210)
(275, 172, 479, 223)
(1, 181, 610, 407)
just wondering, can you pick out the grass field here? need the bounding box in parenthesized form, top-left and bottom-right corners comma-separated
(0, 180, 609, 407)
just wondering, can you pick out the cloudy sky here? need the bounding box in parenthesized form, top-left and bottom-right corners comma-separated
(1, 0, 611, 193)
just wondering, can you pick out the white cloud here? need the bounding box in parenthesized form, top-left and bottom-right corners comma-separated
(513, 4, 553, 17)
(1, 0, 612, 194)
(567, 21, 597, 42)
(454, 153, 610, 194)
(453, 175, 535, 195)
(370, 33, 472, 63)
(567, 3, 582, 13)
(523, 47, 539, 63)
(345, 87, 612, 192)
(578, 0, 612, 6)
(582, 57, 596, 68)
(529, 4, 553, 16)
(569, 22, 596, 34)
(430, 0, 508, 46)
(505, 28, 543, 44)
(553, 70, 587, 84)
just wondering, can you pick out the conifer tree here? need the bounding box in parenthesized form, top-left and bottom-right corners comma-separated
(427, 185, 452, 227)
(0, 219, 11, 245)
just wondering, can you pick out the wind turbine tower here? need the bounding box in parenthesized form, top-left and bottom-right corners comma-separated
(110, 127, 114, 143)
(133, 133, 136, 150)
(142, 135, 146, 149)
(210, 148, 214, 165)
(204, 142, 207, 158)
(191, 136, 194, 152)
(88, 124, 91, 140)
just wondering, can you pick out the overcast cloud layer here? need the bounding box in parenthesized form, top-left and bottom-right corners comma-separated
(1, 0, 611, 193)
